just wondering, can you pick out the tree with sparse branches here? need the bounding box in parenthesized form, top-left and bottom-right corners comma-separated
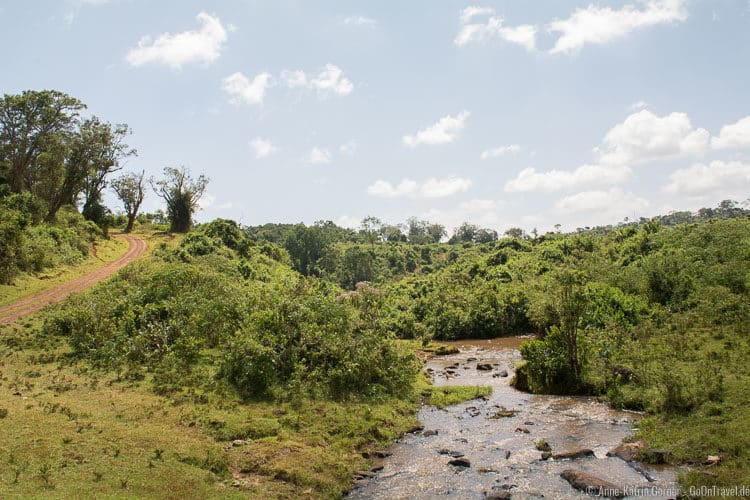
(151, 166, 208, 233)
(111, 170, 146, 233)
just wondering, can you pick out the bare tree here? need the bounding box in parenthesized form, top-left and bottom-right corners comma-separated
(111, 170, 146, 233)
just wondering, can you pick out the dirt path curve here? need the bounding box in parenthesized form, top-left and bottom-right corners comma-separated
(0, 234, 147, 325)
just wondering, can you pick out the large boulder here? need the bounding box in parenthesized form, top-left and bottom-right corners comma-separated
(560, 469, 624, 498)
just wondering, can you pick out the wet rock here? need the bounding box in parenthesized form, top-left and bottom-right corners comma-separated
(438, 449, 465, 458)
(448, 457, 471, 468)
(560, 469, 624, 498)
(505, 450, 512, 459)
(423, 429, 439, 437)
(466, 406, 481, 417)
(606, 440, 644, 462)
(489, 407, 518, 418)
(467, 357, 478, 362)
(484, 492, 511, 499)
(354, 470, 375, 479)
(523, 421, 534, 426)
(541, 452, 552, 460)
(478, 467, 498, 473)
(552, 449, 595, 460)
(455, 438, 469, 443)
(361, 450, 391, 459)
(535, 439, 552, 452)
(407, 424, 424, 434)
(435, 345, 460, 355)
(515, 426, 531, 434)
(370, 465, 384, 472)
(499, 369, 509, 377)
(477, 363, 494, 371)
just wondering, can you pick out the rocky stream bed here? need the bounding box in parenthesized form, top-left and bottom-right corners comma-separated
(348, 337, 679, 499)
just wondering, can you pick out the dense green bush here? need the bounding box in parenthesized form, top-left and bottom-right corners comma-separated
(45, 224, 419, 402)
(0, 195, 100, 284)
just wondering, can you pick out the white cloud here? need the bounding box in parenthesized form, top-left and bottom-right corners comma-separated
(126, 12, 228, 69)
(548, 0, 688, 54)
(711, 116, 750, 150)
(334, 215, 361, 229)
(505, 164, 632, 192)
(342, 15, 377, 26)
(367, 176, 472, 199)
(629, 100, 648, 111)
(422, 199, 505, 231)
(599, 109, 709, 166)
(555, 188, 651, 225)
(403, 111, 470, 147)
(308, 147, 331, 164)
(339, 141, 357, 156)
(460, 6, 496, 24)
(250, 137, 276, 159)
(481, 144, 521, 159)
(455, 8, 537, 51)
(664, 160, 750, 197)
(282, 64, 354, 96)
(221, 72, 273, 106)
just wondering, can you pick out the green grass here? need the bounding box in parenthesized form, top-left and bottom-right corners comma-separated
(0, 235, 128, 308)
(0, 316, 422, 498)
(421, 385, 492, 409)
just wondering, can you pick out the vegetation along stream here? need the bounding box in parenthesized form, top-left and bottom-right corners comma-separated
(350, 338, 679, 499)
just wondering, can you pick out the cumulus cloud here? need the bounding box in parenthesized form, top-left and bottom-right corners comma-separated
(342, 15, 377, 26)
(422, 199, 505, 230)
(250, 137, 276, 159)
(403, 111, 470, 147)
(664, 160, 750, 197)
(281, 64, 354, 96)
(126, 12, 228, 69)
(711, 116, 750, 150)
(505, 164, 632, 192)
(504, 109, 712, 194)
(555, 188, 651, 226)
(481, 144, 521, 159)
(599, 109, 709, 166)
(221, 72, 273, 105)
(367, 176, 472, 199)
(308, 147, 331, 164)
(455, 7, 536, 51)
(548, 0, 688, 54)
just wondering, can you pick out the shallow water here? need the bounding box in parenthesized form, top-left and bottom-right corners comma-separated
(349, 339, 678, 499)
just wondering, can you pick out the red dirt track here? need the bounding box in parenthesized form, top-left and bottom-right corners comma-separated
(0, 234, 147, 325)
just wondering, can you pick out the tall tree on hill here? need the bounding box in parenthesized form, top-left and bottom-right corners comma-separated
(111, 170, 146, 233)
(79, 118, 137, 225)
(152, 166, 208, 233)
(0, 90, 85, 194)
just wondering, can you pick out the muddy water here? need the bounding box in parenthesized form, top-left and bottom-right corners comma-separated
(349, 338, 678, 499)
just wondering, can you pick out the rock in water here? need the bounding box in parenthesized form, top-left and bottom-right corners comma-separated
(476, 363, 493, 371)
(552, 449, 595, 460)
(560, 469, 624, 498)
(448, 457, 471, 468)
(606, 440, 644, 462)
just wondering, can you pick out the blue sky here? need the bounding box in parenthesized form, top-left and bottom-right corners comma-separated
(2, 0, 750, 233)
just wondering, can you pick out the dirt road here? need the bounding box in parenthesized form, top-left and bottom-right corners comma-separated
(0, 234, 147, 325)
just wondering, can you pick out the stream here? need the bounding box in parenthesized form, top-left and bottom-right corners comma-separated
(349, 337, 679, 499)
